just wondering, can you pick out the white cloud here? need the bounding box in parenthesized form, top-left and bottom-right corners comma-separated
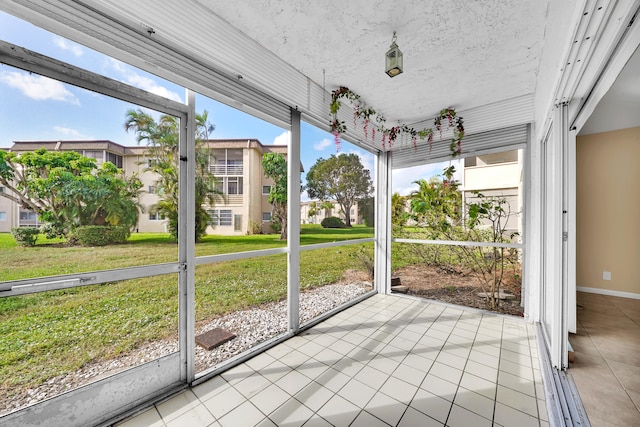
(392, 164, 442, 196)
(53, 126, 83, 138)
(53, 36, 84, 57)
(0, 71, 80, 105)
(125, 74, 182, 102)
(106, 58, 182, 102)
(392, 160, 463, 195)
(313, 138, 332, 151)
(272, 130, 290, 145)
(107, 58, 128, 74)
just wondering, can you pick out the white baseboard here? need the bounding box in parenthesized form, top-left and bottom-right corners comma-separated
(577, 286, 640, 300)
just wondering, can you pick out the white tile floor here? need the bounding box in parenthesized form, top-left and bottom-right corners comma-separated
(116, 294, 549, 427)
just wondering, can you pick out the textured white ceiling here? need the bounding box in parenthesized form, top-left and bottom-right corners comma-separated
(2, 0, 556, 139)
(3, 0, 637, 150)
(196, 0, 548, 124)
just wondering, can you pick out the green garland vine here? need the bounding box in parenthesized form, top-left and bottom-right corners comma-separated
(329, 86, 464, 156)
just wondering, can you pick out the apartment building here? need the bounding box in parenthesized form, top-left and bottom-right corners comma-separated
(206, 139, 288, 235)
(461, 149, 524, 238)
(0, 139, 286, 236)
(300, 200, 363, 225)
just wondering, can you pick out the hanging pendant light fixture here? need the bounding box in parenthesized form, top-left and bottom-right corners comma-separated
(385, 31, 403, 77)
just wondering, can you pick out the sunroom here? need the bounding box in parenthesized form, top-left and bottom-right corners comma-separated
(1, 1, 640, 426)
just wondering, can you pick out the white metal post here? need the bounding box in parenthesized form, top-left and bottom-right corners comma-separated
(525, 123, 542, 323)
(374, 151, 392, 294)
(288, 109, 301, 333)
(567, 129, 577, 335)
(179, 90, 196, 382)
(543, 103, 569, 370)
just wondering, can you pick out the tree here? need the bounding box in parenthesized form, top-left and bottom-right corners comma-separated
(461, 192, 520, 310)
(305, 153, 372, 227)
(124, 109, 217, 241)
(0, 149, 142, 239)
(391, 193, 408, 226)
(405, 166, 520, 310)
(409, 165, 462, 234)
(307, 201, 319, 221)
(320, 201, 334, 217)
(261, 152, 288, 240)
(358, 196, 375, 227)
(403, 166, 463, 270)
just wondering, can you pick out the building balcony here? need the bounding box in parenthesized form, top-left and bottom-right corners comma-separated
(463, 162, 521, 192)
(221, 194, 243, 205)
(209, 164, 243, 176)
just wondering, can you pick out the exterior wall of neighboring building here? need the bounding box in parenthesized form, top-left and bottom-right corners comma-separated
(300, 200, 362, 225)
(0, 139, 286, 237)
(0, 184, 15, 233)
(246, 145, 264, 234)
(201, 140, 289, 236)
(462, 149, 523, 238)
(125, 150, 167, 233)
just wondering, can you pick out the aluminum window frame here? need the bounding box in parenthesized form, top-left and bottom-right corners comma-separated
(0, 40, 193, 426)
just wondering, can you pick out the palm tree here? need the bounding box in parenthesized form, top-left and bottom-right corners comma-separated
(409, 166, 461, 232)
(391, 192, 407, 226)
(124, 109, 218, 241)
(320, 200, 334, 217)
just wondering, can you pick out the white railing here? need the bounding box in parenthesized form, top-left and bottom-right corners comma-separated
(209, 164, 243, 175)
(223, 195, 243, 205)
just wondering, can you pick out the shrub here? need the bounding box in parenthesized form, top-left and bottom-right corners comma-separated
(270, 218, 282, 234)
(74, 225, 130, 246)
(11, 227, 40, 247)
(247, 220, 261, 235)
(349, 245, 374, 279)
(321, 216, 345, 228)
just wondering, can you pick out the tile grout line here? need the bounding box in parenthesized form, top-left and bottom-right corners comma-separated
(586, 302, 640, 417)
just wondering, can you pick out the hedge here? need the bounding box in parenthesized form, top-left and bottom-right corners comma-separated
(11, 227, 40, 247)
(74, 225, 130, 246)
(321, 216, 346, 228)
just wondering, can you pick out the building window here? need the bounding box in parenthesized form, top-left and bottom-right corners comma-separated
(262, 185, 272, 195)
(234, 214, 242, 232)
(227, 159, 243, 175)
(212, 177, 243, 195)
(262, 212, 272, 221)
(208, 209, 232, 226)
(213, 178, 224, 194)
(0, 186, 5, 193)
(350, 209, 355, 215)
(0, 212, 6, 221)
(148, 185, 157, 194)
(209, 149, 243, 175)
(227, 177, 243, 195)
(19, 211, 37, 221)
(106, 152, 123, 168)
(84, 150, 103, 162)
(149, 212, 165, 221)
(219, 210, 232, 226)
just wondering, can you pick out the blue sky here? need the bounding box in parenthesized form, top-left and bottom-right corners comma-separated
(0, 11, 450, 198)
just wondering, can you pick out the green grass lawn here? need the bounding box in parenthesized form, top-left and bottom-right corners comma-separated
(0, 225, 373, 393)
(0, 225, 373, 281)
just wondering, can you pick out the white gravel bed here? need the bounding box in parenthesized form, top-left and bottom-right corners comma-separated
(0, 282, 371, 416)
